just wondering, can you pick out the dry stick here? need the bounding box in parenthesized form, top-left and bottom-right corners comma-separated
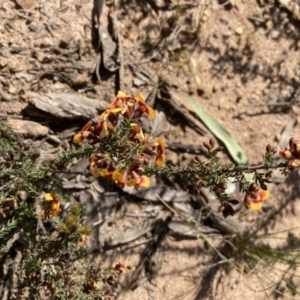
(154, 192, 243, 271)
(0, 115, 24, 119)
(120, 238, 153, 252)
(113, 1, 124, 91)
(0, 229, 23, 261)
(2, 250, 22, 300)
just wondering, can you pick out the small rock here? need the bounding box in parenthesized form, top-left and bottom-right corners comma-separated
(7, 119, 49, 138)
(15, 72, 34, 82)
(133, 77, 145, 87)
(230, 41, 239, 50)
(235, 27, 243, 35)
(0, 91, 14, 102)
(27, 92, 109, 120)
(16, 0, 35, 9)
(7, 60, 23, 72)
(0, 49, 11, 58)
(270, 30, 280, 39)
(8, 85, 17, 94)
(40, 38, 53, 48)
(60, 33, 74, 48)
(72, 72, 90, 87)
(265, 20, 273, 30)
(0, 57, 8, 67)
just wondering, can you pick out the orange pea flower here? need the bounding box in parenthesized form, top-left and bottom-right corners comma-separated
(99, 107, 123, 120)
(279, 138, 300, 169)
(78, 234, 88, 248)
(155, 138, 165, 166)
(127, 175, 150, 188)
(135, 93, 155, 120)
(112, 169, 128, 188)
(129, 123, 145, 142)
(110, 91, 136, 113)
(73, 121, 92, 144)
(244, 189, 270, 211)
(112, 169, 150, 188)
(38, 193, 62, 218)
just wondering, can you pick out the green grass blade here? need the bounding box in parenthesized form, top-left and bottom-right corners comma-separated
(188, 97, 248, 165)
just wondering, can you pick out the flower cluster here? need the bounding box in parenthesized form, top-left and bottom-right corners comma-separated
(38, 193, 61, 219)
(106, 261, 127, 286)
(73, 91, 165, 188)
(279, 138, 300, 168)
(244, 183, 270, 211)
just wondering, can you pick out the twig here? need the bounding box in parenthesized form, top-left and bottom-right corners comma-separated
(2, 250, 22, 300)
(120, 238, 152, 252)
(0, 229, 23, 261)
(112, 1, 124, 91)
(93, 216, 109, 228)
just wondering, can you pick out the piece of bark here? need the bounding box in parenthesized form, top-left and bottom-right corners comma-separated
(27, 92, 108, 120)
(7, 119, 48, 138)
(278, 0, 300, 20)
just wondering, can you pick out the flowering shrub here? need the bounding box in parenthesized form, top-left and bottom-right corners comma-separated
(73, 91, 165, 188)
(72, 91, 300, 217)
(0, 91, 299, 299)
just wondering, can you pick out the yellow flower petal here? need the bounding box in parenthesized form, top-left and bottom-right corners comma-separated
(45, 193, 53, 201)
(146, 105, 155, 120)
(98, 169, 111, 176)
(73, 133, 83, 144)
(137, 175, 150, 188)
(258, 189, 270, 201)
(118, 91, 127, 97)
(127, 178, 139, 186)
(100, 122, 108, 138)
(250, 200, 262, 211)
(99, 109, 110, 120)
(112, 169, 127, 184)
(155, 154, 165, 167)
(136, 93, 145, 102)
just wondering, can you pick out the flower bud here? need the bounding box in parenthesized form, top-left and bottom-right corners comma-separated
(249, 182, 259, 192)
(215, 146, 224, 152)
(249, 191, 258, 200)
(288, 159, 300, 169)
(131, 109, 144, 119)
(289, 138, 297, 150)
(143, 147, 157, 156)
(95, 153, 106, 159)
(123, 109, 131, 119)
(194, 156, 202, 163)
(266, 144, 277, 155)
(209, 138, 215, 149)
(289, 138, 300, 155)
(130, 170, 140, 179)
(218, 205, 225, 212)
(203, 142, 212, 151)
(218, 179, 227, 191)
(279, 149, 293, 159)
(260, 183, 268, 191)
(108, 113, 118, 126)
(244, 194, 252, 208)
(96, 158, 109, 168)
(135, 166, 145, 174)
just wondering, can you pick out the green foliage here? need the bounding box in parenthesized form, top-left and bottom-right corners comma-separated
(0, 119, 121, 299)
